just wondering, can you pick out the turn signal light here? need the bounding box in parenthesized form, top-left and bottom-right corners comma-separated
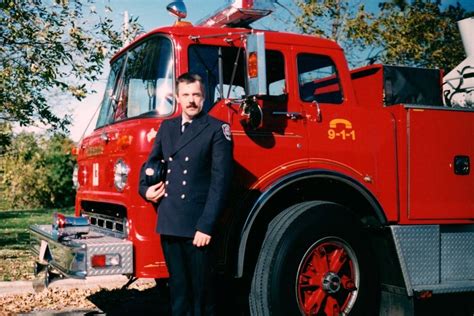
(91, 254, 121, 268)
(71, 146, 79, 156)
(248, 52, 258, 78)
(117, 134, 133, 149)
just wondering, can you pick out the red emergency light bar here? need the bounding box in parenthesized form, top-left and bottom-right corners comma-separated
(196, 0, 275, 28)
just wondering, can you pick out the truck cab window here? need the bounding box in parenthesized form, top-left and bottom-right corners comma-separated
(297, 54, 343, 104)
(96, 36, 173, 128)
(267, 50, 286, 97)
(188, 45, 246, 112)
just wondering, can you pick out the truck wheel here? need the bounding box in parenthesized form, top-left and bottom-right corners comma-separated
(249, 201, 377, 316)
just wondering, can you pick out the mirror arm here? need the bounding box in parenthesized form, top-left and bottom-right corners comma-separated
(218, 47, 224, 99)
(227, 40, 244, 100)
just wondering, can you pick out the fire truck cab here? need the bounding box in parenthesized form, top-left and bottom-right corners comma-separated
(30, 1, 474, 315)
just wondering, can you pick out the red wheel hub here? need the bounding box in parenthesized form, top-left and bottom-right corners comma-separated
(296, 239, 359, 316)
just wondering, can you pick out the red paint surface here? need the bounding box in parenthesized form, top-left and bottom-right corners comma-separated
(75, 25, 473, 279)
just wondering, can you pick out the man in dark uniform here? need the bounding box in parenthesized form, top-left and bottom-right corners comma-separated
(139, 73, 233, 316)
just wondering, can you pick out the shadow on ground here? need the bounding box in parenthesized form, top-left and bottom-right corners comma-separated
(87, 285, 170, 315)
(86, 285, 474, 316)
(87, 279, 250, 316)
(415, 292, 474, 315)
(0, 231, 30, 248)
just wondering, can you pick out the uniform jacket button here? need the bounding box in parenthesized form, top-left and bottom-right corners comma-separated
(167, 169, 171, 174)
(183, 169, 187, 174)
(181, 194, 185, 199)
(165, 180, 169, 185)
(169, 157, 173, 162)
(185, 157, 189, 162)
(182, 180, 186, 186)
(164, 193, 168, 197)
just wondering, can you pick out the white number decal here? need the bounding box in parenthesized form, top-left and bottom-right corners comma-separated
(92, 163, 99, 186)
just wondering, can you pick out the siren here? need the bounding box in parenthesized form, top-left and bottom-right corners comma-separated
(52, 212, 90, 240)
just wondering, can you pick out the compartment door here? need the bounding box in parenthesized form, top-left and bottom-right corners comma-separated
(407, 108, 474, 219)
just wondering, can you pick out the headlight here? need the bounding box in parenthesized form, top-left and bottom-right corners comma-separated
(114, 159, 129, 191)
(72, 165, 79, 189)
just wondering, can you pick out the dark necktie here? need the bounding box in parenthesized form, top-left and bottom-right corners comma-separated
(181, 122, 190, 134)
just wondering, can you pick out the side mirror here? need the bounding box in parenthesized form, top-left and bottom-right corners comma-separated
(246, 32, 267, 96)
(240, 97, 263, 130)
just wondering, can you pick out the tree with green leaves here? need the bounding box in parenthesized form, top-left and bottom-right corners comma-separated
(292, 0, 471, 71)
(0, 132, 76, 209)
(0, 0, 142, 131)
(290, 0, 378, 67)
(0, 122, 12, 155)
(355, 0, 471, 71)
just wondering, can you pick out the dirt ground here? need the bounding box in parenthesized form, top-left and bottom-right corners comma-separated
(1, 280, 472, 315)
(0, 278, 249, 315)
(0, 282, 163, 315)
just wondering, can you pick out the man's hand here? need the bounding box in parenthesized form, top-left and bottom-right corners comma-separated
(145, 182, 165, 203)
(193, 231, 211, 247)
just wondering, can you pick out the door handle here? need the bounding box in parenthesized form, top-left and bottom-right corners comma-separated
(454, 155, 470, 175)
(272, 111, 303, 120)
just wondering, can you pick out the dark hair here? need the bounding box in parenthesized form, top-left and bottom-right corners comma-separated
(176, 73, 204, 95)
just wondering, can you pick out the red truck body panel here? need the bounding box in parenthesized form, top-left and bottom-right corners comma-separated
(72, 25, 473, 281)
(407, 108, 473, 220)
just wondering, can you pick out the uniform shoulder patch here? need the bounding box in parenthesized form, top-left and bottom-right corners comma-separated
(221, 124, 231, 141)
(147, 128, 157, 143)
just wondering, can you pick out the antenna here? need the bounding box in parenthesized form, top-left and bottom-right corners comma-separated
(123, 11, 130, 46)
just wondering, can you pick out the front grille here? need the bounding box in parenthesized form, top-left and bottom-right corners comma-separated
(80, 201, 128, 238)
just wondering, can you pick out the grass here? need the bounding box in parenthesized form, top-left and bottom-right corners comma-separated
(0, 208, 74, 281)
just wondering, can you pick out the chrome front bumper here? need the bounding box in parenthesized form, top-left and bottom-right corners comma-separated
(30, 224, 133, 279)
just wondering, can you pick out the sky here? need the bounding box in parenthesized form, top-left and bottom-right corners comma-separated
(64, 0, 474, 142)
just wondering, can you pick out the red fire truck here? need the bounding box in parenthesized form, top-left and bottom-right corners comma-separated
(30, 1, 474, 315)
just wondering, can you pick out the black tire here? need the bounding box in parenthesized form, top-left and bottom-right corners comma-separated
(249, 201, 377, 316)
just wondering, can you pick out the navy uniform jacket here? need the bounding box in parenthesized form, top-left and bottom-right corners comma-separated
(139, 113, 233, 238)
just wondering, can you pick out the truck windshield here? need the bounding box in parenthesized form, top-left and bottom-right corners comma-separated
(96, 36, 174, 128)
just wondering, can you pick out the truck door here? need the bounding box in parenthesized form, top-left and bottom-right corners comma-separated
(295, 50, 399, 220)
(187, 43, 308, 192)
(296, 52, 369, 175)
